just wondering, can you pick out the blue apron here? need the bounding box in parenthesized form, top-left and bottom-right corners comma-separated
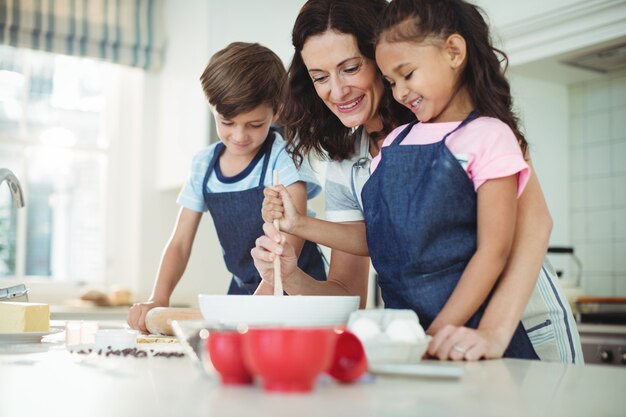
(362, 113, 538, 359)
(202, 131, 327, 294)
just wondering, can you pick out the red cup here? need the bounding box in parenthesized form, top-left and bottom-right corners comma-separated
(327, 330, 368, 383)
(241, 327, 337, 393)
(206, 330, 253, 385)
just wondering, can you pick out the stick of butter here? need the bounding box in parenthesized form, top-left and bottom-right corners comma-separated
(0, 302, 50, 332)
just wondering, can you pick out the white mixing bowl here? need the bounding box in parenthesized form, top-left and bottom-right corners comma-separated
(197, 295, 360, 327)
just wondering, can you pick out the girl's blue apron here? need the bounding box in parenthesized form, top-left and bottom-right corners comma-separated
(362, 112, 538, 359)
(202, 131, 327, 295)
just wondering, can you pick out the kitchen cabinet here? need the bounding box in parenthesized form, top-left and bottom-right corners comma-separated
(478, 0, 626, 65)
(1, 345, 624, 417)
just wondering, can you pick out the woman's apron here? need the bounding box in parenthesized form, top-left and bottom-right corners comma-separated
(361, 112, 538, 359)
(203, 132, 327, 294)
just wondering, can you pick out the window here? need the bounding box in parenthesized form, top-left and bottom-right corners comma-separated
(0, 45, 129, 285)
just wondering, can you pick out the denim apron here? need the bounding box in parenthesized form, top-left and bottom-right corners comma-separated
(203, 131, 327, 294)
(362, 112, 538, 359)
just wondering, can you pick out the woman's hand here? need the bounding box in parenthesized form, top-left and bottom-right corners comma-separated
(427, 325, 508, 361)
(262, 185, 301, 234)
(127, 300, 168, 334)
(251, 222, 299, 288)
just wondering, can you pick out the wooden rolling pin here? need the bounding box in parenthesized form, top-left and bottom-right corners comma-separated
(144, 307, 202, 336)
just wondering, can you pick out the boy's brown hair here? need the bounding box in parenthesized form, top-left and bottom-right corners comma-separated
(200, 42, 286, 119)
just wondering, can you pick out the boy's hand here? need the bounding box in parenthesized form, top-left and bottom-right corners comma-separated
(127, 300, 168, 334)
(251, 222, 298, 287)
(262, 185, 300, 234)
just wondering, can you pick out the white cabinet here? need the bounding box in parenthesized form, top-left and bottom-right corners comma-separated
(477, 0, 626, 65)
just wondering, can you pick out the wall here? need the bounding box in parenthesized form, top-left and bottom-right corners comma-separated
(508, 74, 570, 245)
(569, 73, 626, 296)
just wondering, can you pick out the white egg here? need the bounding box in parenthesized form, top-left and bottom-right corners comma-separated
(348, 317, 382, 342)
(384, 318, 426, 343)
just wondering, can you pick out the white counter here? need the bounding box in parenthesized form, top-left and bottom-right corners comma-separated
(1, 341, 624, 417)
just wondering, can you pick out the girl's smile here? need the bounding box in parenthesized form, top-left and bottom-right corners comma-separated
(375, 36, 472, 123)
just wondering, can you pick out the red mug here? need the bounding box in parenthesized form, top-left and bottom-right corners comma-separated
(327, 329, 368, 383)
(241, 327, 337, 393)
(206, 330, 253, 385)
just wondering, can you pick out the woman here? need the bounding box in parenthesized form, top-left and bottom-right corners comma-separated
(252, 0, 582, 362)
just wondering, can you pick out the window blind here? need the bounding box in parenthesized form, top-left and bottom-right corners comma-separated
(0, 0, 166, 71)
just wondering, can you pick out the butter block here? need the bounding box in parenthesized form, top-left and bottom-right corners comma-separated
(0, 302, 50, 332)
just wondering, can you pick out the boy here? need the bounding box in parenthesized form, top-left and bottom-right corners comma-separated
(128, 42, 326, 333)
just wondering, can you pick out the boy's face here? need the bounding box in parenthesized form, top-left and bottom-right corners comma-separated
(212, 104, 276, 158)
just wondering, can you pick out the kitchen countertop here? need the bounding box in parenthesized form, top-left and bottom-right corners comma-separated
(1, 336, 624, 417)
(50, 303, 131, 320)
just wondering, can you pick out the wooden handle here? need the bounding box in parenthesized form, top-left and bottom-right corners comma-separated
(144, 307, 202, 336)
(273, 170, 283, 296)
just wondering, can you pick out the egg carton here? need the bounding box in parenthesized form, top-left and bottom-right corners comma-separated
(363, 337, 431, 364)
(347, 309, 421, 331)
(347, 309, 430, 364)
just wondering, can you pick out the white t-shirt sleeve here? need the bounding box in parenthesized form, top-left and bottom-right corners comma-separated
(176, 147, 214, 213)
(325, 159, 364, 222)
(270, 138, 321, 200)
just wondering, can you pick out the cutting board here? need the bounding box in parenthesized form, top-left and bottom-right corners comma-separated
(369, 362, 464, 379)
(144, 307, 202, 336)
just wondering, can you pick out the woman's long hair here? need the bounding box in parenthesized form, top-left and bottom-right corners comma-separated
(378, 0, 528, 156)
(283, 0, 413, 166)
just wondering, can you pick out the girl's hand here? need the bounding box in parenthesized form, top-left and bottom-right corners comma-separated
(427, 325, 507, 361)
(251, 222, 299, 287)
(127, 300, 168, 334)
(262, 185, 300, 234)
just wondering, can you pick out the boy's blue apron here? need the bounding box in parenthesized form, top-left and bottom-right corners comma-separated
(202, 131, 327, 295)
(361, 112, 538, 359)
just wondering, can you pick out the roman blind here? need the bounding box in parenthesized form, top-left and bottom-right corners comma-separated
(0, 0, 166, 70)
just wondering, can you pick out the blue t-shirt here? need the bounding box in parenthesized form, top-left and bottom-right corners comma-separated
(177, 132, 321, 213)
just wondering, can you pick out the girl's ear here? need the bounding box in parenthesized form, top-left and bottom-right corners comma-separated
(444, 34, 467, 69)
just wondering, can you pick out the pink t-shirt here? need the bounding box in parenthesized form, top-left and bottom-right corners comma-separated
(370, 117, 530, 197)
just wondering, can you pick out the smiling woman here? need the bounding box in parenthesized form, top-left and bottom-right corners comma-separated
(301, 31, 383, 134)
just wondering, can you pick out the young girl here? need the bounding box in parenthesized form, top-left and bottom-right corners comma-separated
(127, 42, 326, 333)
(365, 0, 541, 359)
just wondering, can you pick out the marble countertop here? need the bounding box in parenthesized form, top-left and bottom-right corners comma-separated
(1, 336, 625, 417)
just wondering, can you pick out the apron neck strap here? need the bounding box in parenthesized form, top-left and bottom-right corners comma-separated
(202, 128, 277, 204)
(442, 110, 479, 142)
(257, 128, 276, 187)
(390, 120, 420, 147)
(390, 110, 479, 147)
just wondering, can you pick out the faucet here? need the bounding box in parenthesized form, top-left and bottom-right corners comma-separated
(0, 168, 25, 208)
